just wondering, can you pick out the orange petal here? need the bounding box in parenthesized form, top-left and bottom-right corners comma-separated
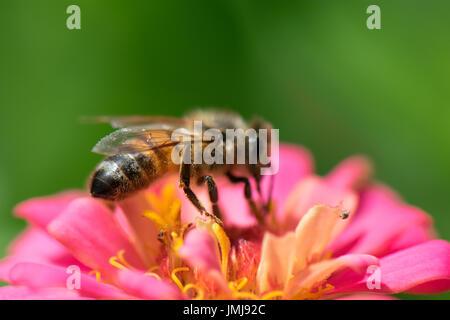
(291, 205, 348, 275)
(256, 231, 296, 294)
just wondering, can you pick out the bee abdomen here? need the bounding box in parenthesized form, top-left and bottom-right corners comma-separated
(90, 153, 156, 200)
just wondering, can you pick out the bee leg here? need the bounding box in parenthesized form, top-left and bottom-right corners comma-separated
(263, 172, 275, 213)
(226, 172, 264, 224)
(197, 175, 222, 220)
(251, 165, 274, 214)
(179, 160, 223, 225)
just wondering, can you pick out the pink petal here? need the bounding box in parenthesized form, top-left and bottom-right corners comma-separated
(286, 254, 378, 298)
(14, 191, 84, 228)
(213, 178, 257, 228)
(329, 185, 433, 257)
(260, 144, 314, 222)
(8, 262, 131, 299)
(178, 229, 229, 293)
(179, 229, 221, 273)
(117, 192, 162, 267)
(281, 176, 358, 232)
(0, 227, 85, 282)
(325, 156, 373, 191)
(381, 240, 450, 294)
(0, 286, 85, 300)
(116, 269, 183, 299)
(329, 240, 450, 295)
(336, 294, 396, 300)
(113, 206, 135, 240)
(385, 224, 436, 254)
(407, 279, 450, 294)
(47, 197, 144, 278)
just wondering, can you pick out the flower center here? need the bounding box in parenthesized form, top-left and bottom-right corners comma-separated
(92, 183, 339, 300)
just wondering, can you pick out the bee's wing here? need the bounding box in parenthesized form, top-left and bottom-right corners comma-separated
(92, 128, 210, 155)
(82, 115, 187, 129)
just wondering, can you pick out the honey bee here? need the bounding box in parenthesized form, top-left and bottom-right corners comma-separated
(89, 109, 274, 224)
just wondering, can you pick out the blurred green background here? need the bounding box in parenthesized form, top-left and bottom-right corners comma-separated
(0, 1, 449, 299)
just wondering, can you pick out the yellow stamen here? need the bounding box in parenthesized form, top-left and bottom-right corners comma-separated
(168, 199, 181, 229)
(234, 277, 248, 291)
(171, 228, 188, 252)
(171, 267, 190, 290)
(183, 283, 205, 300)
(142, 210, 167, 230)
(292, 283, 335, 300)
(261, 290, 284, 300)
(109, 250, 134, 270)
(145, 184, 177, 218)
(142, 183, 184, 255)
(144, 272, 161, 280)
(162, 183, 175, 205)
(146, 193, 163, 213)
(233, 291, 259, 300)
(212, 222, 231, 277)
(147, 266, 159, 272)
(109, 256, 127, 270)
(88, 270, 102, 282)
(117, 249, 133, 268)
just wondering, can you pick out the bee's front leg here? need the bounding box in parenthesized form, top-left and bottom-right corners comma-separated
(179, 156, 223, 225)
(197, 175, 222, 220)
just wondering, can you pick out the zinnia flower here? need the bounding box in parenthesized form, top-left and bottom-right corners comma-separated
(0, 144, 449, 299)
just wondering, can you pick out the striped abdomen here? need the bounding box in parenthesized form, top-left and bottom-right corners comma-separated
(90, 149, 176, 200)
